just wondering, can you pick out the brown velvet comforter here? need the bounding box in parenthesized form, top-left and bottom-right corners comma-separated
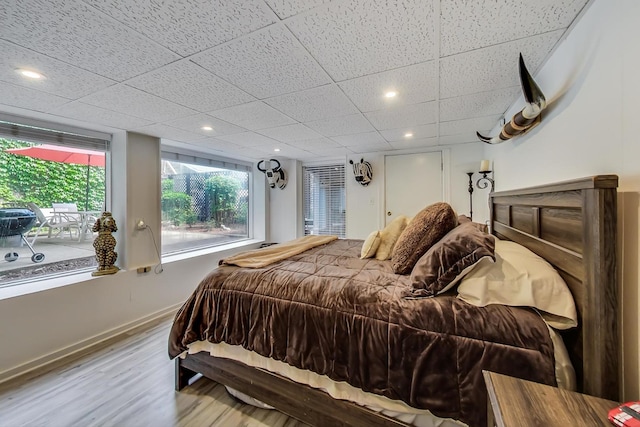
(169, 239, 556, 427)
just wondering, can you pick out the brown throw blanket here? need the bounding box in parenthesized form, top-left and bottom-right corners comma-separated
(169, 239, 556, 427)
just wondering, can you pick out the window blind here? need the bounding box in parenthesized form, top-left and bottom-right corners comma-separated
(0, 113, 110, 151)
(161, 147, 252, 172)
(303, 164, 345, 238)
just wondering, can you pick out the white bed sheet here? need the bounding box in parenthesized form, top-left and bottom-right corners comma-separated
(182, 326, 574, 427)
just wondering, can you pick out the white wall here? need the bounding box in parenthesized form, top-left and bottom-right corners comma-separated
(111, 132, 162, 270)
(0, 242, 261, 382)
(486, 0, 638, 400)
(266, 158, 302, 243)
(346, 143, 487, 239)
(0, 140, 268, 382)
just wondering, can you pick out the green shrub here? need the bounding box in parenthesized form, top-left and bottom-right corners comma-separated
(161, 191, 192, 226)
(205, 175, 240, 227)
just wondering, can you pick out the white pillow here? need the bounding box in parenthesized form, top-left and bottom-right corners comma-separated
(360, 230, 381, 259)
(456, 239, 577, 329)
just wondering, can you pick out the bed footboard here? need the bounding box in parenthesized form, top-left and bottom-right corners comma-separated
(176, 352, 409, 427)
(175, 357, 200, 391)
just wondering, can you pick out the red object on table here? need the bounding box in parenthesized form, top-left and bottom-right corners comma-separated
(609, 402, 640, 426)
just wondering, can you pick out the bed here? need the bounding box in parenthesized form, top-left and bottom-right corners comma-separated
(169, 175, 620, 427)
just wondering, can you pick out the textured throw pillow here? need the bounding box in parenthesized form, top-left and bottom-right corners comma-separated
(360, 230, 381, 259)
(391, 202, 458, 274)
(457, 239, 578, 329)
(375, 215, 409, 260)
(409, 222, 496, 297)
(457, 215, 488, 233)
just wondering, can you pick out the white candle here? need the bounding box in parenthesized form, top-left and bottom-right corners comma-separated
(480, 160, 490, 172)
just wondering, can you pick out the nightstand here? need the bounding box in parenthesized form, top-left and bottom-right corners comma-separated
(483, 370, 618, 426)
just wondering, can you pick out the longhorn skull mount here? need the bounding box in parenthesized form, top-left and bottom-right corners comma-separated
(257, 158, 287, 189)
(349, 158, 373, 186)
(477, 53, 547, 144)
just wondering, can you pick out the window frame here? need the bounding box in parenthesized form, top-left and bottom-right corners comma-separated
(0, 115, 111, 287)
(160, 147, 254, 255)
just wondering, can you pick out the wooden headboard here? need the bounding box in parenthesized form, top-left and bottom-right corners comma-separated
(490, 175, 619, 401)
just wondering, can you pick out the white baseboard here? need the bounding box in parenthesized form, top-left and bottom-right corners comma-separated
(0, 303, 181, 385)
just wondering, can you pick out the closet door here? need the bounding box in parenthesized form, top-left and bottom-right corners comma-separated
(384, 152, 443, 225)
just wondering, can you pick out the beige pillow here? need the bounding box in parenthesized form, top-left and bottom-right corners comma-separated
(375, 215, 409, 260)
(360, 230, 381, 259)
(457, 239, 578, 330)
(391, 202, 458, 274)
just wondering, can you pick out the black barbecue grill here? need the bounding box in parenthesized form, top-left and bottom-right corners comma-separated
(0, 207, 45, 263)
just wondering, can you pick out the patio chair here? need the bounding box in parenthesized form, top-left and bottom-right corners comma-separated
(27, 202, 81, 243)
(52, 203, 97, 241)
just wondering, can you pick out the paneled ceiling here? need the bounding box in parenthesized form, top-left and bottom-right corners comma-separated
(0, 0, 591, 162)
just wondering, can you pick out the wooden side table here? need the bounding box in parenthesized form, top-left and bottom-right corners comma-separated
(483, 370, 618, 426)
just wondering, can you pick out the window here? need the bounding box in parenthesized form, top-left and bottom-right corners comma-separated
(0, 115, 109, 286)
(303, 164, 345, 238)
(160, 150, 251, 254)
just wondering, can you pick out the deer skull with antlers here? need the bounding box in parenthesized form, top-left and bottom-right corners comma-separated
(257, 159, 287, 190)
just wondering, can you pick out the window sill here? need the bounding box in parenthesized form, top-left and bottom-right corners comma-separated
(0, 238, 264, 302)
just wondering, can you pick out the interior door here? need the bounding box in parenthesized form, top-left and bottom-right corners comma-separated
(385, 152, 443, 225)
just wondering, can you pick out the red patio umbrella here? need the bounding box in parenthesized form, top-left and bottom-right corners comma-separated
(5, 144, 105, 211)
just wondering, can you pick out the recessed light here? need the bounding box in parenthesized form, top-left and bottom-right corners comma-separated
(274, 148, 280, 152)
(384, 91, 397, 98)
(201, 126, 213, 131)
(17, 69, 44, 79)
(404, 132, 414, 138)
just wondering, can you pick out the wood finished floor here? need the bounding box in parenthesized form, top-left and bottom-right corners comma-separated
(0, 317, 307, 427)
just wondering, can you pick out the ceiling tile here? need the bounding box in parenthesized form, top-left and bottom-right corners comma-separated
(346, 142, 393, 154)
(218, 132, 281, 147)
(286, 0, 437, 81)
(258, 123, 324, 142)
(265, 84, 359, 122)
(440, 31, 563, 98)
(439, 116, 502, 136)
(0, 81, 71, 112)
(187, 137, 246, 153)
(379, 124, 437, 142)
(339, 61, 437, 112)
(0, 40, 115, 99)
(164, 114, 246, 138)
(132, 123, 205, 142)
(0, 0, 590, 161)
(209, 101, 296, 130)
(253, 145, 311, 159)
(332, 131, 386, 147)
(439, 133, 479, 145)
(305, 147, 352, 157)
(305, 114, 374, 137)
(439, 88, 519, 121)
(285, 138, 340, 150)
(0, 0, 179, 81)
(84, 0, 278, 56)
(52, 101, 153, 130)
(263, 0, 332, 19)
(365, 102, 437, 131)
(79, 85, 197, 122)
(388, 137, 438, 150)
(126, 60, 255, 112)
(179, 140, 260, 161)
(441, 0, 589, 56)
(192, 25, 331, 99)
